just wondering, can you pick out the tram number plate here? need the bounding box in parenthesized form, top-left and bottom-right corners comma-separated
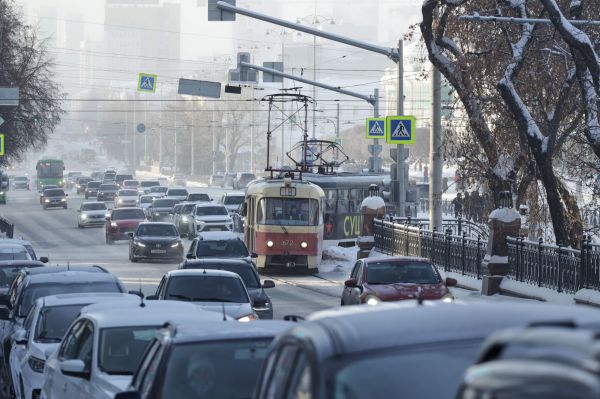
(280, 187, 296, 197)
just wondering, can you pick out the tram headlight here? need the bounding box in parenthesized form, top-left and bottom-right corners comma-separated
(300, 241, 308, 249)
(266, 240, 274, 248)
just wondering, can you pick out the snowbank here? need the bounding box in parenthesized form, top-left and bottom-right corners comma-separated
(489, 207, 520, 223)
(319, 246, 358, 275)
(574, 289, 600, 307)
(499, 278, 574, 305)
(361, 196, 385, 210)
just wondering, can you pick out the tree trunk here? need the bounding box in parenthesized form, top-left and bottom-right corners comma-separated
(538, 158, 574, 246)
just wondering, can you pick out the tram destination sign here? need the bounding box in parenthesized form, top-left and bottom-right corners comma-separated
(280, 187, 296, 197)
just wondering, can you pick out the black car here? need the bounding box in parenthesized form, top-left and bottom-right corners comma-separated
(180, 258, 274, 319)
(128, 222, 183, 262)
(97, 183, 119, 201)
(148, 198, 179, 221)
(0, 260, 45, 296)
(116, 321, 291, 399)
(40, 188, 68, 209)
(84, 180, 101, 199)
(253, 301, 600, 399)
(116, 173, 134, 188)
(186, 193, 211, 202)
(139, 180, 160, 194)
(0, 266, 125, 396)
(75, 177, 92, 194)
(186, 232, 255, 262)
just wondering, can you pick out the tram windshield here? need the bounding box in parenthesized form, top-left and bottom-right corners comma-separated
(257, 198, 319, 226)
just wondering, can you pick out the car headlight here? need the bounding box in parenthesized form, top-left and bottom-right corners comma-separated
(366, 296, 380, 306)
(170, 242, 181, 248)
(266, 240, 274, 248)
(155, 213, 160, 216)
(118, 199, 123, 203)
(300, 241, 308, 249)
(28, 355, 45, 373)
(61, 198, 66, 202)
(237, 314, 258, 322)
(44, 199, 50, 203)
(182, 216, 188, 222)
(58, 180, 63, 185)
(81, 214, 88, 219)
(441, 293, 454, 303)
(110, 222, 118, 227)
(135, 241, 146, 247)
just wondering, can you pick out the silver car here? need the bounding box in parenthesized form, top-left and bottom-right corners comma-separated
(77, 202, 108, 228)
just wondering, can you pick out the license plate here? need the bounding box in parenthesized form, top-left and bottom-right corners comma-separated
(150, 250, 166, 254)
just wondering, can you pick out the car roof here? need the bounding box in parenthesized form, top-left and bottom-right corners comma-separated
(167, 187, 187, 190)
(0, 243, 29, 250)
(197, 231, 241, 240)
(81, 201, 106, 206)
(112, 207, 143, 211)
(224, 191, 245, 196)
(167, 269, 241, 279)
(38, 293, 139, 308)
(165, 320, 292, 344)
(194, 202, 226, 208)
(80, 300, 231, 327)
(182, 258, 252, 268)
(26, 270, 119, 285)
(137, 222, 176, 227)
(363, 256, 433, 265)
(286, 301, 600, 361)
(0, 260, 44, 268)
(0, 238, 32, 246)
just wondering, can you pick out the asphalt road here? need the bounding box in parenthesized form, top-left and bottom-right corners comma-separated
(4, 186, 340, 319)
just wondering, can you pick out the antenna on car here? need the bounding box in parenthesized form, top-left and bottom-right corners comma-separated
(67, 261, 70, 271)
(203, 268, 207, 274)
(139, 279, 146, 308)
(416, 286, 423, 306)
(221, 303, 227, 321)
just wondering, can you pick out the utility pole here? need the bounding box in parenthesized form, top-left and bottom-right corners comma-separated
(373, 88, 380, 173)
(191, 104, 195, 176)
(174, 110, 178, 173)
(396, 40, 405, 216)
(430, 67, 443, 230)
(159, 85, 163, 168)
(281, 37, 285, 167)
(250, 88, 254, 173)
(312, 35, 317, 139)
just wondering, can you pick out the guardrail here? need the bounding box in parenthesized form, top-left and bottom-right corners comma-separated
(0, 216, 14, 238)
(373, 219, 485, 279)
(386, 216, 489, 240)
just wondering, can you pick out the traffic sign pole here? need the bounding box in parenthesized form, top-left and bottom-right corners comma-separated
(397, 40, 406, 217)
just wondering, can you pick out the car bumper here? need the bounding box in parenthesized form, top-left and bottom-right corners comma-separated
(98, 194, 116, 201)
(108, 228, 137, 240)
(254, 306, 273, 320)
(116, 201, 138, 207)
(79, 216, 105, 226)
(195, 222, 233, 232)
(21, 363, 43, 399)
(131, 245, 183, 259)
(43, 201, 66, 207)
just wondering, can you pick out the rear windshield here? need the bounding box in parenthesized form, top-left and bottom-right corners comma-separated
(87, 182, 101, 188)
(181, 204, 196, 213)
(35, 304, 88, 342)
(123, 181, 139, 187)
(141, 181, 160, 188)
(195, 206, 228, 216)
(166, 276, 248, 303)
(19, 281, 122, 317)
(14, 177, 28, 181)
(223, 196, 244, 205)
(99, 326, 158, 375)
(44, 189, 65, 196)
(188, 193, 210, 201)
(81, 203, 107, 211)
(0, 265, 35, 288)
(99, 184, 118, 191)
(184, 262, 258, 289)
(139, 197, 153, 204)
(150, 186, 168, 193)
(118, 190, 138, 196)
(112, 209, 146, 220)
(153, 199, 179, 208)
(195, 240, 249, 258)
(167, 189, 188, 196)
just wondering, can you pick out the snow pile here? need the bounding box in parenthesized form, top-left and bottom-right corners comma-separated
(322, 246, 357, 261)
(319, 246, 358, 275)
(574, 289, 600, 306)
(483, 255, 508, 264)
(500, 278, 574, 305)
(489, 207, 520, 223)
(361, 196, 385, 210)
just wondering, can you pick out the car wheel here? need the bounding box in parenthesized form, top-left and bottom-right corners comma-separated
(63, 205, 67, 209)
(106, 235, 113, 245)
(85, 194, 88, 199)
(77, 223, 82, 229)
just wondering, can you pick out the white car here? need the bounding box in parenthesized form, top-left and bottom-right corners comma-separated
(42, 300, 229, 399)
(190, 203, 233, 237)
(220, 192, 246, 213)
(77, 202, 108, 228)
(138, 195, 154, 216)
(165, 187, 188, 201)
(114, 189, 139, 208)
(9, 293, 138, 399)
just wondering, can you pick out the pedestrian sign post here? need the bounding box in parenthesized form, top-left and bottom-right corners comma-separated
(386, 116, 416, 144)
(137, 73, 157, 93)
(366, 118, 385, 139)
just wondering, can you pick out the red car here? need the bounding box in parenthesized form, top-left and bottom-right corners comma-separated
(341, 256, 457, 305)
(105, 207, 147, 244)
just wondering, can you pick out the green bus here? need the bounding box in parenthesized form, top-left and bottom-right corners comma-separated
(36, 159, 65, 190)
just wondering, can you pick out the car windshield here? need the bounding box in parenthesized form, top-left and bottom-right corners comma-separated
(166, 276, 248, 303)
(35, 304, 87, 342)
(99, 326, 158, 375)
(184, 263, 259, 289)
(77, 179, 92, 184)
(112, 209, 145, 220)
(87, 182, 101, 188)
(366, 261, 440, 285)
(0, 266, 31, 288)
(151, 186, 168, 193)
(195, 240, 249, 258)
(161, 339, 271, 398)
(195, 206, 228, 216)
(137, 224, 178, 237)
(19, 281, 121, 317)
(139, 197, 152, 204)
(181, 204, 196, 213)
(81, 203, 107, 211)
(123, 181, 139, 187)
(257, 198, 319, 226)
(99, 184, 118, 191)
(153, 199, 178, 208)
(44, 189, 65, 197)
(141, 181, 160, 188)
(116, 175, 133, 181)
(0, 248, 30, 261)
(14, 177, 27, 181)
(329, 342, 481, 399)
(223, 196, 244, 205)
(168, 189, 188, 196)
(118, 190, 138, 196)
(173, 205, 183, 214)
(188, 194, 210, 201)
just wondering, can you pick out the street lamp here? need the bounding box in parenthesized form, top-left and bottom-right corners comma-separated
(296, 14, 336, 140)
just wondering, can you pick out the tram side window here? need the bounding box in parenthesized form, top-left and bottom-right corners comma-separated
(349, 189, 363, 213)
(338, 189, 349, 213)
(325, 189, 337, 213)
(257, 198, 319, 226)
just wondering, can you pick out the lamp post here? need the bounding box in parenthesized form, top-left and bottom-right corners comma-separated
(266, 27, 289, 166)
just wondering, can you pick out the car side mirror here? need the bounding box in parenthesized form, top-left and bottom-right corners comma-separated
(262, 280, 275, 289)
(60, 359, 90, 379)
(105, 216, 110, 221)
(77, 209, 81, 213)
(186, 254, 195, 259)
(114, 392, 141, 399)
(65, 194, 68, 197)
(39, 256, 49, 263)
(251, 252, 258, 259)
(127, 232, 134, 238)
(445, 277, 458, 287)
(12, 329, 27, 346)
(344, 278, 358, 288)
(146, 295, 158, 300)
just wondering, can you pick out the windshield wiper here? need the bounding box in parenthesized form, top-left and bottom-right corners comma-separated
(37, 336, 61, 342)
(168, 294, 194, 301)
(194, 297, 236, 303)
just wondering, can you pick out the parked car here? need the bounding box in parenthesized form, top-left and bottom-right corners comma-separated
(209, 174, 224, 187)
(165, 187, 189, 201)
(41, 300, 228, 399)
(148, 269, 258, 321)
(148, 197, 179, 222)
(40, 188, 68, 210)
(116, 321, 291, 399)
(9, 293, 139, 399)
(138, 180, 160, 195)
(11, 176, 29, 190)
(115, 189, 139, 208)
(190, 203, 233, 237)
(341, 257, 457, 305)
(220, 191, 245, 213)
(105, 207, 147, 244)
(253, 301, 600, 399)
(233, 172, 256, 189)
(84, 181, 101, 199)
(128, 222, 183, 262)
(97, 183, 118, 201)
(180, 258, 274, 319)
(77, 201, 108, 228)
(186, 192, 211, 202)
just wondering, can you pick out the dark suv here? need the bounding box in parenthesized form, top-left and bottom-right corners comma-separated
(0, 267, 125, 395)
(116, 173, 134, 188)
(84, 181, 101, 199)
(40, 188, 68, 209)
(97, 183, 119, 201)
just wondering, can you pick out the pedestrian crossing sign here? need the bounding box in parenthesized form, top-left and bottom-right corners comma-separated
(0, 134, 4, 156)
(366, 118, 386, 139)
(386, 115, 416, 144)
(137, 73, 157, 93)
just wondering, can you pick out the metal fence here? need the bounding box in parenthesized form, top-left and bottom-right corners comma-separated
(373, 219, 485, 279)
(0, 216, 14, 238)
(385, 216, 489, 240)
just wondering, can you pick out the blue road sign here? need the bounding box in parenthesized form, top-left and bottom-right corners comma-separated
(386, 116, 416, 144)
(138, 73, 157, 93)
(366, 117, 385, 139)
